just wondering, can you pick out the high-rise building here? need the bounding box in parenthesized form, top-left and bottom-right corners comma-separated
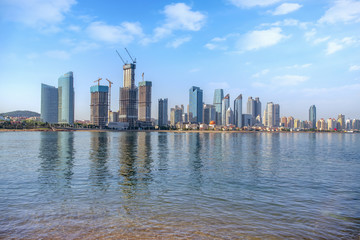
(213, 89, 224, 125)
(90, 85, 109, 128)
(58, 71, 74, 125)
(309, 105, 316, 129)
(254, 97, 262, 123)
(138, 81, 152, 122)
(41, 83, 58, 124)
(247, 97, 255, 117)
(119, 63, 138, 127)
(225, 107, 233, 126)
(264, 102, 280, 127)
(352, 119, 360, 130)
(280, 116, 287, 127)
(337, 114, 345, 130)
(189, 86, 203, 123)
(203, 104, 216, 124)
(158, 98, 168, 127)
(327, 118, 337, 130)
(221, 94, 230, 126)
(287, 116, 294, 129)
(170, 106, 182, 126)
(234, 94, 242, 128)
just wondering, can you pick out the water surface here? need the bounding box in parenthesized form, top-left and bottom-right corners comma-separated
(0, 131, 359, 239)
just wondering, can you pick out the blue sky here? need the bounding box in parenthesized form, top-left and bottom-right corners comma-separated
(1, 0, 360, 121)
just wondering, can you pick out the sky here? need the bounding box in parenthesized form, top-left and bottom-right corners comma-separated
(0, 0, 360, 121)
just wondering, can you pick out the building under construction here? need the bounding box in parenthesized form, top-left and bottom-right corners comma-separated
(138, 80, 152, 122)
(119, 62, 138, 128)
(90, 85, 109, 128)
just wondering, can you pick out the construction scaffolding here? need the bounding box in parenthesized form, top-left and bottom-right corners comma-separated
(90, 85, 109, 128)
(119, 87, 138, 127)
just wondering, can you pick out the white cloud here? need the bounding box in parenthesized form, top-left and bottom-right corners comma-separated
(304, 28, 317, 41)
(285, 63, 312, 69)
(303, 84, 360, 95)
(239, 27, 289, 51)
(0, 0, 76, 29)
(313, 36, 330, 44)
(204, 43, 217, 50)
(273, 75, 309, 86)
(319, 0, 360, 24)
(68, 25, 80, 32)
(229, 0, 282, 8)
(167, 36, 192, 48)
(326, 37, 357, 54)
(87, 21, 143, 44)
(45, 50, 70, 60)
(252, 69, 269, 78)
(349, 65, 360, 71)
(143, 3, 205, 44)
(271, 3, 302, 15)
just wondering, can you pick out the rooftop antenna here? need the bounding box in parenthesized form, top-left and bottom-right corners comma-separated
(116, 50, 126, 64)
(125, 48, 136, 64)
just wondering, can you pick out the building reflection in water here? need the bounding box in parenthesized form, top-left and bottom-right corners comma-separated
(136, 132, 153, 184)
(118, 132, 138, 200)
(89, 132, 111, 191)
(38, 132, 75, 191)
(157, 133, 169, 172)
(187, 133, 203, 188)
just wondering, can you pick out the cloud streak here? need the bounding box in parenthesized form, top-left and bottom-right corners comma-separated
(271, 3, 302, 15)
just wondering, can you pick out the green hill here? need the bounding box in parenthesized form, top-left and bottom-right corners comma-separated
(0, 110, 40, 118)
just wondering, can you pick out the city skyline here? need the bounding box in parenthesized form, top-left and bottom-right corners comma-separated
(1, 0, 360, 120)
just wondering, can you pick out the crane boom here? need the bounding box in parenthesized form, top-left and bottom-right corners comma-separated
(125, 48, 136, 64)
(116, 50, 126, 64)
(94, 78, 102, 86)
(105, 78, 113, 114)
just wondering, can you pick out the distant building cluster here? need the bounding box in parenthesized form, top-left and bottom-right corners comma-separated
(38, 53, 359, 132)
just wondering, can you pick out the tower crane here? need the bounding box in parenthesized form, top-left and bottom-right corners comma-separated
(125, 48, 136, 64)
(116, 50, 126, 64)
(94, 78, 102, 85)
(105, 78, 113, 113)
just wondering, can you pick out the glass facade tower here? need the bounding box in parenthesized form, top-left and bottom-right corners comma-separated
(222, 94, 230, 126)
(58, 71, 74, 125)
(309, 105, 316, 129)
(213, 89, 224, 125)
(234, 94, 242, 128)
(41, 83, 58, 123)
(189, 86, 203, 123)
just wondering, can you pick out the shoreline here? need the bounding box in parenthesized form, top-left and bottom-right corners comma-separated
(0, 128, 356, 133)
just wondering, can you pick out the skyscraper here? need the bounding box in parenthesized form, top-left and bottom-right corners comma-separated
(90, 85, 108, 128)
(222, 94, 230, 126)
(58, 71, 74, 125)
(309, 105, 316, 129)
(158, 98, 168, 127)
(119, 62, 138, 127)
(254, 97, 262, 122)
(138, 81, 152, 122)
(189, 86, 203, 123)
(213, 89, 224, 125)
(234, 94, 242, 128)
(274, 104, 280, 127)
(41, 83, 58, 124)
(247, 97, 255, 117)
(225, 107, 233, 126)
(337, 114, 345, 130)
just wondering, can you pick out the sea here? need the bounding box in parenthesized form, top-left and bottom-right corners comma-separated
(0, 131, 359, 239)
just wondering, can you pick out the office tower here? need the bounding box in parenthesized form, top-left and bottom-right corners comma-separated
(242, 114, 253, 127)
(225, 107, 233, 126)
(203, 104, 216, 124)
(58, 71, 74, 125)
(345, 119, 352, 130)
(213, 89, 224, 125)
(119, 62, 138, 127)
(247, 97, 255, 117)
(90, 85, 109, 128)
(182, 113, 188, 123)
(254, 97, 262, 121)
(221, 94, 230, 126)
(309, 105, 316, 129)
(189, 86, 203, 123)
(158, 98, 168, 127)
(41, 83, 58, 124)
(234, 94, 242, 128)
(337, 114, 345, 130)
(327, 118, 336, 130)
(181, 105, 184, 114)
(170, 106, 182, 126)
(274, 104, 280, 127)
(352, 119, 360, 130)
(294, 119, 301, 129)
(138, 81, 152, 122)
